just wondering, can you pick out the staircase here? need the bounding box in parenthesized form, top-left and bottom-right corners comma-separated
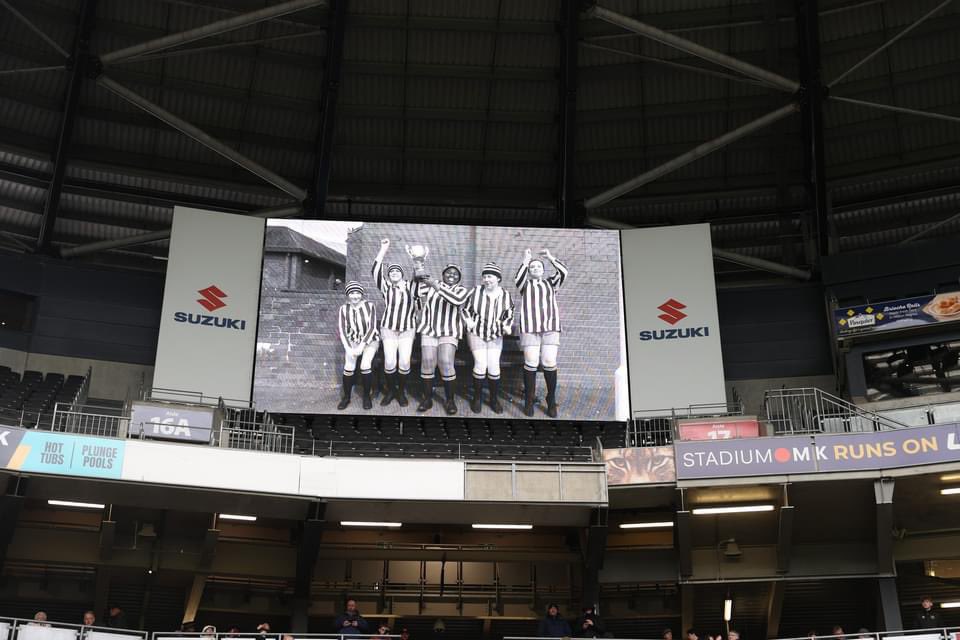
(764, 387, 910, 434)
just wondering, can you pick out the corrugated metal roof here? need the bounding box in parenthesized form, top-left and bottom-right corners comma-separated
(0, 0, 956, 274)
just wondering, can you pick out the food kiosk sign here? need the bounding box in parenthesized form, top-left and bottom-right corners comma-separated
(834, 293, 960, 339)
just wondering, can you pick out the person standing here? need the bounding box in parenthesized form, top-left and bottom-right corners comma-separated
(537, 603, 572, 638)
(415, 263, 469, 415)
(337, 282, 381, 410)
(913, 596, 942, 629)
(515, 248, 568, 417)
(574, 606, 604, 638)
(462, 263, 513, 414)
(372, 238, 418, 407)
(82, 612, 96, 627)
(334, 598, 370, 635)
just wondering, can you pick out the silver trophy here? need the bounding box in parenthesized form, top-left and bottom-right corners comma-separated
(405, 244, 430, 280)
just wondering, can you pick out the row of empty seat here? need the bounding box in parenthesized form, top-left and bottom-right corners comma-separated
(0, 366, 85, 424)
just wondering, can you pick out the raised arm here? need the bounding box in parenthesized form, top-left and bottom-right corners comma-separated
(515, 248, 533, 289)
(372, 238, 390, 292)
(542, 250, 568, 288)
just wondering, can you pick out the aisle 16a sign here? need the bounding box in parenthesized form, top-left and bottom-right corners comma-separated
(129, 401, 215, 443)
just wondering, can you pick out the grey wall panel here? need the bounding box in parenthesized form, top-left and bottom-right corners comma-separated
(0, 252, 163, 365)
(718, 283, 833, 380)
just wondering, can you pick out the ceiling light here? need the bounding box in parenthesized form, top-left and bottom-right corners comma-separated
(941, 473, 960, 482)
(692, 504, 775, 515)
(340, 521, 402, 528)
(219, 513, 257, 522)
(47, 499, 105, 510)
(941, 488, 960, 496)
(472, 524, 533, 530)
(619, 521, 674, 529)
(723, 598, 733, 622)
(941, 602, 960, 609)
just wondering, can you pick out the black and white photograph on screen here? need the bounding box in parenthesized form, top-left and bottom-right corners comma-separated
(254, 220, 629, 421)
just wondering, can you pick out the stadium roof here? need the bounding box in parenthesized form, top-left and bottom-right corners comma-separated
(0, 0, 958, 283)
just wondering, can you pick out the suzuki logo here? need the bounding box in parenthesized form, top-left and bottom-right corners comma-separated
(657, 298, 687, 325)
(197, 285, 227, 312)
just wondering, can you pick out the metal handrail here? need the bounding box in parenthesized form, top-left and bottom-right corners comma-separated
(214, 423, 294, 454)
(153, 635, 400, 640)
(0, 616, 148, 640)
(764, 387, 911, 434)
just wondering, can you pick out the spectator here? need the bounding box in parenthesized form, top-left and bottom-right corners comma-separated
(856, 629, 871, 639)
(257, 623, 272, 636)
(686, 630, 699, 640)
(537, 603, 572, 638)
(575, 606, 604, 638)
(806, 632, 818, 639)
(831, 627, 845, 638)
(106, 607, 127, 629)
(914, 596, 943, 629)
(729, 631, 740, 640)
(400, 627, 411, 640)
(201, 625, 217, 640)
(226, 626, 241, 637)
(334, 598, 369, 635)
(662, 630, 673, 640)
(83, 612, 96, 627)
(373, 624, 392, 640)
(32, 611, 50, 627)
(433, 620, 446, 635)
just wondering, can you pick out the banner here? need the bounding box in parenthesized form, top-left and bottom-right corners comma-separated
(676, 422, 960, 479)
(620, 224, 726, 414)
(129, 401, 216, 443)
(603, 447, 676, 485)
(676, 416, 760, 440)
(0, 427, 125, 479)
(834, 292, 960, 339)
(153, 207, 264, 404)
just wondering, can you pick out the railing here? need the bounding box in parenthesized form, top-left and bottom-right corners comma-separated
(50, 403, 130, 438)
(631, 401, 744, 446)
(308, 439, 595, 462)
(764, 387, 910, 434)
(0, 407, 53, 429)
(780, 628, 960, 640)
(213, 422, 294, 454)
(154, 634, 399, 640)
(0, 617, 147, 640)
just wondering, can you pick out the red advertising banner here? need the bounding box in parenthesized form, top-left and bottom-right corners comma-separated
(676, 415, 760, 441)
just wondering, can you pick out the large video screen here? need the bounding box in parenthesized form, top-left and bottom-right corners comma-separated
(253, 221, 628, 421)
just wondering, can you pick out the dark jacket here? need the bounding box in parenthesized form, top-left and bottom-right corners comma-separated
(538, 615, 572, 638)
(335, 612, 370, 635)
(574, 612, 604, 638)
(914, 608, 942, 629)
(106, 612, 128, 629)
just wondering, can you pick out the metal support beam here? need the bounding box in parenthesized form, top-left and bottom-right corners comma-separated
(584, 103, 798, 209)
(900, 210, 960, 244)
(0, 65, 65, 76)
(36, 0, 98, 252)
(0, 0, 70, 57)
(100, 0, 325, 64)
(182, 574, 206, 625)
(0, 476, 29, 572)
(795, 0, 831, 259)
(586, 5, 800, 93)
(293, 503, 325, 632)
(765, 581, 785, 639)
(310, 0, 348, 217)
(829, 94, 960, 125)
(775, 504, 795, 572)
(586, 215, 813, 280)
(98, 76, 308, 200)
(878, 576, 903, 631)
(676, 509, 693, 578)
(557, 0, 579, 227)
(580, 519, 607, 608)
(60, 203, 301, 258)
(874, 478, 895, 575)
(827, 0, 955, 88)
(713, 247, 812, 281)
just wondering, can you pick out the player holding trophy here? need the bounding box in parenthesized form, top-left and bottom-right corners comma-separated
(410, 244, 469, 415)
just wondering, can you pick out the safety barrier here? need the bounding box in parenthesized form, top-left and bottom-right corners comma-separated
(0, 617, 147, 640)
